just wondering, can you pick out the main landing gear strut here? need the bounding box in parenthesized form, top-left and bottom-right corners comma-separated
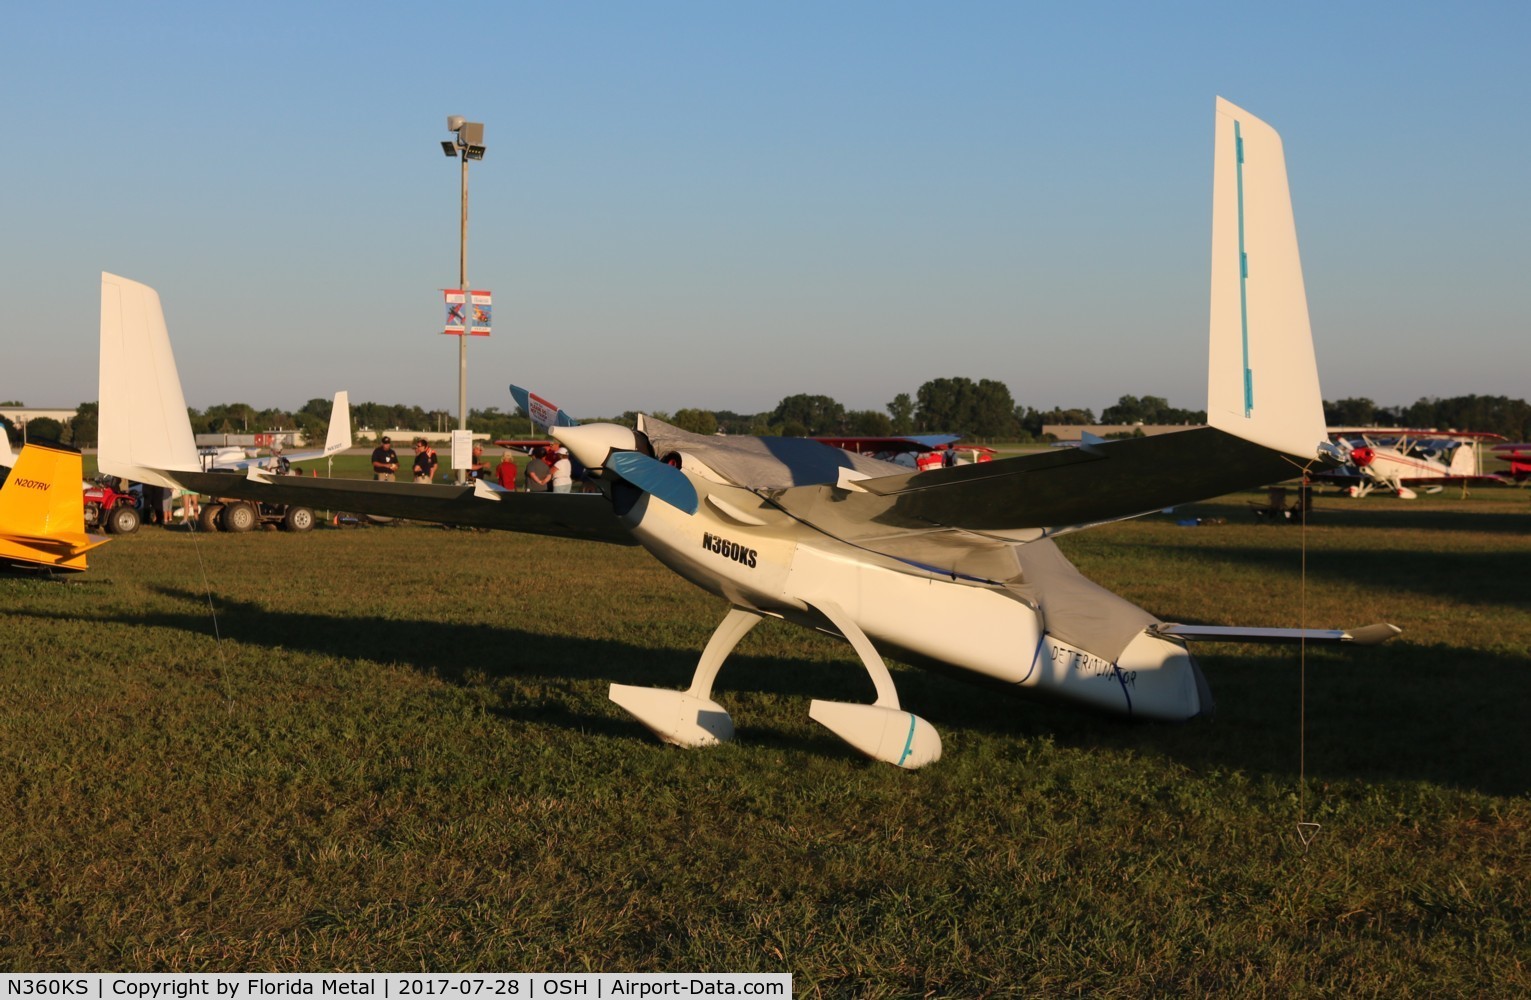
(609, 603, 942, 768)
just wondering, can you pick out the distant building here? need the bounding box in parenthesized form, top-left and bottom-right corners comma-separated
(0, 406, 78, 426)
(195, 431, 303, 449)
(374, 428, 491, 446)
(0, 406, 78, 440)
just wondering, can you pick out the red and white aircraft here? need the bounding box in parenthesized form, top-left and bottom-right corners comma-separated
(812, 435, 996, 471)
(1490, 442, 1531, 485)
(1322, 429, 1506, 498)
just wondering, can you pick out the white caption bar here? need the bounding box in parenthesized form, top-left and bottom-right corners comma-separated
(1, 975, 791, 1000)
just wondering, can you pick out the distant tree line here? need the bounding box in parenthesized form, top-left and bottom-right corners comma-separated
(590, 383, 1206, 442)
(7, 389, 1529, 449)
(1325, 395, 1531, 441)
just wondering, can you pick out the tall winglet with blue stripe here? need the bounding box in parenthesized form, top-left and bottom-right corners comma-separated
(1206, 99, 1328, 461)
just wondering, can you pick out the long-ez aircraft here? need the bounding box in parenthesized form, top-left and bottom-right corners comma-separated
(98, 98, 1398, 768)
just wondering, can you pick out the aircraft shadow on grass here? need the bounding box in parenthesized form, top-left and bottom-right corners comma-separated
(1190, 498, 1531, 536)
(1122, 543, 1530, 613)
(14, 587, 1526, 797)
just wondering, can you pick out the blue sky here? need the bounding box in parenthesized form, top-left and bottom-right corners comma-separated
(1, 2, 1526, 420)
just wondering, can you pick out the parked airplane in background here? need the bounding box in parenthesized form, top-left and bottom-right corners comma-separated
(197, 392, 352, 474)
(1320, 429, 1506, 498)
(812, 435, 997, 470)
(0, 442, 109, 573)
(1491, 442, 1531, 485)
(98, 98, 1398, 767)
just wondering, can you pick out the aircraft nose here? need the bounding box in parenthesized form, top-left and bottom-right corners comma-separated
(552, 423, 639, 471)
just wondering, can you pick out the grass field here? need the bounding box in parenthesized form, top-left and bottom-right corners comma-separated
(2, 482, 1528, 993)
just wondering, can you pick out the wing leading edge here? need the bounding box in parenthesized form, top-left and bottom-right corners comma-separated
(769, 426, 1304, 536)
(173, 471, 636, 544)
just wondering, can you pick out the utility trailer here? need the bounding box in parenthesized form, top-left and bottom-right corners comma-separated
(194, 471, 317, 534)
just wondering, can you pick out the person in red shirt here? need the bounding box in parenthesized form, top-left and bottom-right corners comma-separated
(495, 451, 517, 490)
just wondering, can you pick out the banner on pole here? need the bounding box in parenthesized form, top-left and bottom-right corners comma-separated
(469, 290, 492, 336)
(442, 290, 466, 335)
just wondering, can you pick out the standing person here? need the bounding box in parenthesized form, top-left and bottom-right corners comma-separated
(371, 436, 399, 481)
(550, 446, 574, 493)
(466, 442, 489, 480)
(412, 438, 438, 483)
(495, 450, 517, 490)
(175, 487, 200, 525)
(142, 483, 171, 525)
(524, 447, 552, 492)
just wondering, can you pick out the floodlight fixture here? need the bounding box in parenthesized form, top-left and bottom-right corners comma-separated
(464, 145, 486, 160)
(441, 141, 458, 157)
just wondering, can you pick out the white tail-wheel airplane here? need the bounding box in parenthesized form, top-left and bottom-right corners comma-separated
(98, 98, 1398, 768)
(1322, 429, 1505, 498)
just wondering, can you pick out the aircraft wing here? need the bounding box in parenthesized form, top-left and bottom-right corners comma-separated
(1150, 622, 1402, 645)
(97, 273, 632, 547)
(766, 426, 1304, 536)
(162, 470, 635, 545)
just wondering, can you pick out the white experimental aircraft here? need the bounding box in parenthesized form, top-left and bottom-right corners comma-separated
(196, 392, 352, 474)
(98, 98, 1398, 768)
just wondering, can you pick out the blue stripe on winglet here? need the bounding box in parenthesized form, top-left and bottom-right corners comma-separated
(1234, 121, 1254, 417)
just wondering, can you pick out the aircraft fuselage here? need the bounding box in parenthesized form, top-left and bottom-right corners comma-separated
(615, 470, 1208, 722)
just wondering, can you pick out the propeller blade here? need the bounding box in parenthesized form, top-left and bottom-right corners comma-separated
(607, 451, 699, 514)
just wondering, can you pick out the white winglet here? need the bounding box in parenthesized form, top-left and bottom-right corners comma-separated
(98, 273, 202, 487)
(1207, 98, 1328, 461)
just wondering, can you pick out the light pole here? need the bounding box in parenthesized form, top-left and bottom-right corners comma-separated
(442, 116, 485, 484)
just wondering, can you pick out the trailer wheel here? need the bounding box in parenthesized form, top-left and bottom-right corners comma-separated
(220, 501, 257, 533)
(280, 506, 316, 532)
(198, 503, 224, 532)
(106, 504, 140, 535)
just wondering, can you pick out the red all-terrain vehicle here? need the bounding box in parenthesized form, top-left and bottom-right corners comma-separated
(82, 479, 141, 534)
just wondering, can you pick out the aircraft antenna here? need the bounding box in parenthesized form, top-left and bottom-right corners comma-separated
(1295, 460, 1320, 852)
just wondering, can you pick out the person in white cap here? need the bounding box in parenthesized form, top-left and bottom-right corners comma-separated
(551, 446, 574, 493)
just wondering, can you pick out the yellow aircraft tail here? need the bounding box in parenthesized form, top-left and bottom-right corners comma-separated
(0, 443, 108, 572)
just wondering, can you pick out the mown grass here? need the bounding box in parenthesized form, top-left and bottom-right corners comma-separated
(1, 487, 1527, 993)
